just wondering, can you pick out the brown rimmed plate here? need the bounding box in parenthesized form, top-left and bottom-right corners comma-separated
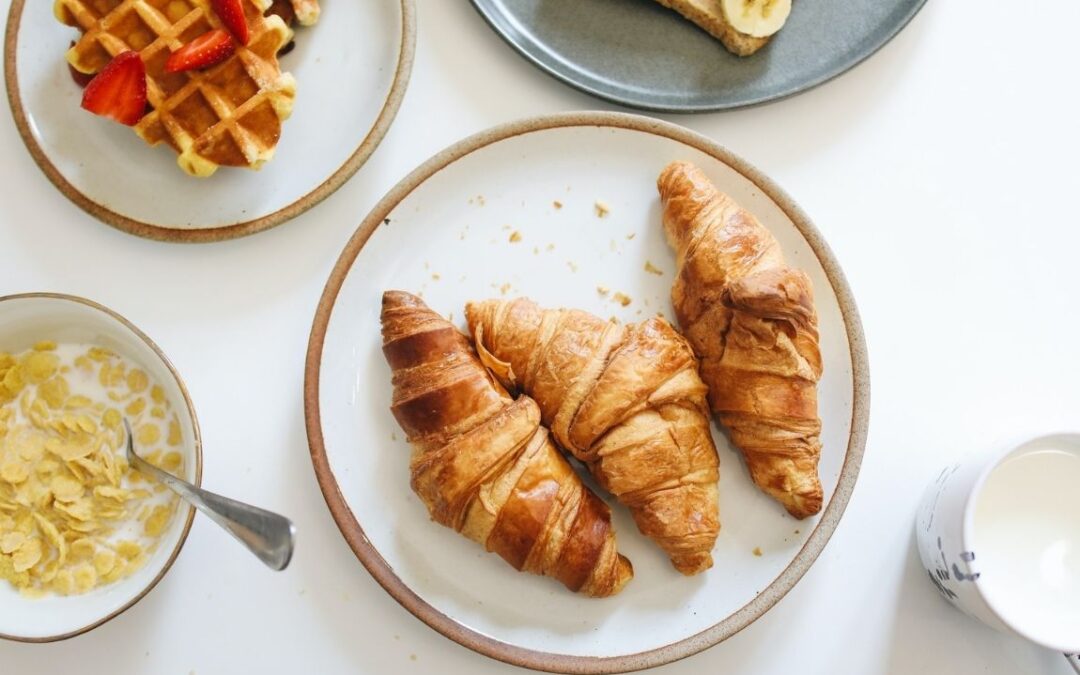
(0, 292, 202, 642)
(3, 0, 415, 242)
(304, 111, 869, 673)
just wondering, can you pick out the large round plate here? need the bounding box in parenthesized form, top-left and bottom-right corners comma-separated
(470, 0, 926, 112)
(305, 112, 869, 672)
(4, 0, 415, 242)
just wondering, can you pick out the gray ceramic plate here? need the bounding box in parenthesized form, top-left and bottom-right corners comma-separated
(470, 0, 927, 112)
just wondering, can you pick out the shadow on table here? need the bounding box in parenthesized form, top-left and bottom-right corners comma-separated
(883, 527, 1069, 674)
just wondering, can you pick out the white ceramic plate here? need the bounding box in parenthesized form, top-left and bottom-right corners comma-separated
(3, 0, 415, 242)
(0, 293, 201, 642)
(305, 112, 869, 672)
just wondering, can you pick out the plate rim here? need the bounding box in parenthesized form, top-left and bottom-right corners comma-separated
(303, 111, 871, 673)
(2, 0, 416, 243)
(468, 0, 927, 113)
(0, 291, 203, 643)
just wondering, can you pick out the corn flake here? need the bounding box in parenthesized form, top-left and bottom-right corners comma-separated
(0, 343, 184, 596)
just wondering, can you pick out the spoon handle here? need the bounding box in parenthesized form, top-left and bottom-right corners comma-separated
(130, 453, 296, 571)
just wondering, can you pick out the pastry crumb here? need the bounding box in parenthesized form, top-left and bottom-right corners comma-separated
(546, 243, 555, 252)
(595, 200, 610, 218)
(644, 261, 663, 276)
(567, 261, 579, 273)
(533, 246, 539, 255)
(626, 232, 636, 240)
(391, 432, 397, 441)
(596, 286, 609, 296)
(476, 195, 486, 206)
(794, 529, 800, 535)
(609, 316, 619, 324)
(509, 231, 522, 243)
(502, 224, 512, 231)
(431, 273, 441, 281)
(612, 292, 631, 307)
(499, 283, 512, 295)
(752, 547, 763, 557)
(553, 200, 563, 210)
(609, 239, 618, 252)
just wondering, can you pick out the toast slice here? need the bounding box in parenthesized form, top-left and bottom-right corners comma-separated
(653, 0, 771, 57)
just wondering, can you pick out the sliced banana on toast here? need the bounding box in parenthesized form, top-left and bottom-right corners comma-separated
(720, 0, 791, 39)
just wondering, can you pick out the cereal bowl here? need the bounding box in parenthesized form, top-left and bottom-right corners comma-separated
(0, 293, 201, 642)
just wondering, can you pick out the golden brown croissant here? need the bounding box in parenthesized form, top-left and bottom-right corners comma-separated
(381, 291, 633, 597)
(465, 298, 720, 575)
(657, 161, 824, 519)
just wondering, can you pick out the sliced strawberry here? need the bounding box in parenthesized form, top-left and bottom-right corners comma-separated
(165, 30, 236, 73)
(80, 51, 147, 126)
(211, 0, 249, 45)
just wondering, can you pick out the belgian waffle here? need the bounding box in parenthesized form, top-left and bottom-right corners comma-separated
(55, 0, 306, 176)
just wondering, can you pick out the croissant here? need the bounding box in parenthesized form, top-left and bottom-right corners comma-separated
(381, 291, 633, 597)
(657, 161, 824, 519)
(466, 298, 720, 575)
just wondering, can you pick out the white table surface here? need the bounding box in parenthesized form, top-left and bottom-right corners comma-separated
(2, 1, 1077, 673)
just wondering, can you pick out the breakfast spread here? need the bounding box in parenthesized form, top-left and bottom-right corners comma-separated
(54, 0, 320, 176)
(658, 161, 824, 519)
(466, 298, 721, 575)
(652, 0, 791, 57)
(380, 291, 634, 597)
(0, 342, 184, 596)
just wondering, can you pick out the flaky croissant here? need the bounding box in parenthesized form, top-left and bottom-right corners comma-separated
(657, 161, 824, 519)
(466, 298, 720, 575)
(381, 291, 633, 597)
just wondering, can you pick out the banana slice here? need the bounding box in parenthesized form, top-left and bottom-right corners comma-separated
(720, 0, 792, 39)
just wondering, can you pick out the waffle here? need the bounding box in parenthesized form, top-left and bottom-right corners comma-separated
(54, 0, 304, 177)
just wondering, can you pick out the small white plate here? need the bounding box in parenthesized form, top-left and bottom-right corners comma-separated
(305, 113, 870, 672)
(0, 293, 201, 642)
(3, 0, 415, 242)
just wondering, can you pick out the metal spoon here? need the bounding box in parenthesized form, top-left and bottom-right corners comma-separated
(123, 419, 295, 570)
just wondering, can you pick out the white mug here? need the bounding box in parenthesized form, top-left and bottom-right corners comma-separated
(916, 433, 1080, 673)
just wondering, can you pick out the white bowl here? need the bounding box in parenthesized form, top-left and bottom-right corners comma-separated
(0, 293, 202, 642)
